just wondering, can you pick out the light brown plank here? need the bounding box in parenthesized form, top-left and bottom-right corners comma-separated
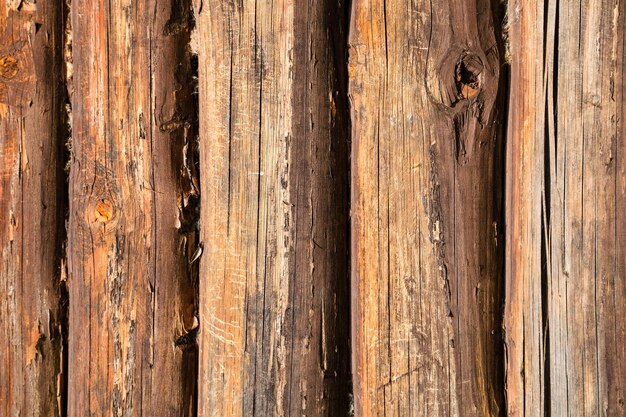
(506, 0, 626, 415)
(349, 0, 507, 415)
(547, 0, 626, 415)
(196, 0, 352, 415)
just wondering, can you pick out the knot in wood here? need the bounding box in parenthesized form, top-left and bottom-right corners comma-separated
(0, 55, 19, 79)
(94, 198, 114, 223)
(455, 53, 483, 100)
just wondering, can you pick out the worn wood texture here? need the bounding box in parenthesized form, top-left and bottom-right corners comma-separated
(0, 1, 66, 415)
(503, 1, 548, 415)
(67, 0, 198, 415)
(349, 0, 506, 415)
(196, 0, 351, 415)
(506, 0, 626, 415)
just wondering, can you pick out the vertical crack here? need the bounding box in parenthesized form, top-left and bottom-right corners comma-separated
(56, 0, 73, 414)
(178, 13, 200, 417)
(491, 0, 511, 414)
(184, 46, 200, 417)
(542, 1, 560, 415)
(338, 0, 354, 414)
(160, 0, 200, 413)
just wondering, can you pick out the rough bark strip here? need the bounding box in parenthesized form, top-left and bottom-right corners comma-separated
(67, 0, 198, 415)
(505, 0, 626, 415)
(349, 0, 506, 415)
(196, 0, 351, 415)
(0, 0, 66, 415)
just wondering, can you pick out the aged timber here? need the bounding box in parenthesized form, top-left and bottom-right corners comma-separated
(349, 0, 507, 415)
(0, 1, 66, 415)
(67, 0, 198, 415)
(505, 0, 626, 416)
(196, 0, 352, 416)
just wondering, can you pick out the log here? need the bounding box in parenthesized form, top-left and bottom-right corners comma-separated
(506, 0, 626, 415)
(67, 0, 198, 414)
(0, 1, 66, 415)
(349, 0, 507, 415)
(196, 0, 352, 415)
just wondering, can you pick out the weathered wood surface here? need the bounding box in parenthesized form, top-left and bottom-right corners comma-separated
(503, 1, 547, 415)
(67, 0, 198, 415)
(506, 0, 626, 415)
(349, 0, 506, 415)
(196, 0, 351, 415)
(4, 0, 626, 415)
(0, 1, 66, 415)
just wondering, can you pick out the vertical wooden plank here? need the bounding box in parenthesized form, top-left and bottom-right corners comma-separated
(349, 0, 506, 415)
(506, 0, 626, 416)
(196, 0, 351, 415)
(547, 0, 626, 415)
(67, 0, 198, 415)
(0, 0, 66, 415)
(503, 0, 549, 415)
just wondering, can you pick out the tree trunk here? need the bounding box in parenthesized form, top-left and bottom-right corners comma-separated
(505, 0, 626, 415)
(67, 0, 198, 415)
(0, 1, 66, 415)
(349, 0, 506, 415)
(195, 0, 351, 415)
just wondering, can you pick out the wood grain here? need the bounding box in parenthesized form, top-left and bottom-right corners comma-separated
(0, 1, 66, 415)
(503, 1, 547, 415)
(349, 0, 506, 415)
(196, 0, 351, 415)
(67, 0, 198, 415)
(506, 0, 626, 415)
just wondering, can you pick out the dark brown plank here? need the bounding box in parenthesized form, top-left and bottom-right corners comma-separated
(67, 0, 198, 415)
(196, 0, 352, 415)
(0, 1, 66, 415)
(349, 0, 506, 415)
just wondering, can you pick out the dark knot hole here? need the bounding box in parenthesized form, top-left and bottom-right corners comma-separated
(455, 54, 483, 100)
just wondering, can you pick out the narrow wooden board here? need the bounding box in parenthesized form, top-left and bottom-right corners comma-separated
(196, 0, 352, 415)
(67, 0, 198, 414)
(0, 1, 66, 415)
(349, 0, 507, 415)
(503, 1, 548, 415)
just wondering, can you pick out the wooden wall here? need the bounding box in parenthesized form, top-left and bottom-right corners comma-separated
(0, 0, 624, 416)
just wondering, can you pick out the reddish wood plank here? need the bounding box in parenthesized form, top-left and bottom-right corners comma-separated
(0, 1, 66, 415)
